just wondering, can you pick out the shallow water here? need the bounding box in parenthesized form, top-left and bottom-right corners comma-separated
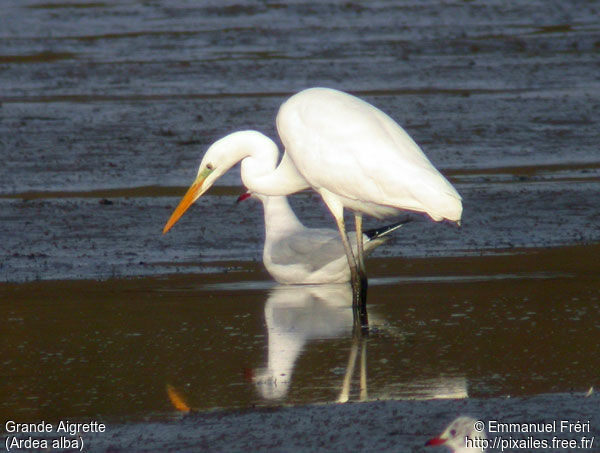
(1, 0, 600, 426)
(3, 245, 600, 423)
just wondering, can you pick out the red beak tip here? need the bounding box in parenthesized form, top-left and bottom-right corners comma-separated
(236, 192, 252, 203)
(425, 437, 446, 447)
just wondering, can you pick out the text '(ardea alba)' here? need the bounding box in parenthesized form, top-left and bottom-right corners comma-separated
(163, 87, 462, 300)
(239, 192, 410, 284)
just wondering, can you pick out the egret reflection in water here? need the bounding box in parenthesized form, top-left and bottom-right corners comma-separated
(250, 283, 469, 403)
(251, 284, 356, 400)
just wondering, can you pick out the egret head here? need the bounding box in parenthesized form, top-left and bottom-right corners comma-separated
(162, 138, 240, 234)
(162, 131, 278, 234)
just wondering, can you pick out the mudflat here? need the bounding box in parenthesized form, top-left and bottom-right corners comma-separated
(1, 1, 599, 451)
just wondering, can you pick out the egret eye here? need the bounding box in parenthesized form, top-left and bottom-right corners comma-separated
(206, 163, 214, 170)
(450, 429, 457, 437)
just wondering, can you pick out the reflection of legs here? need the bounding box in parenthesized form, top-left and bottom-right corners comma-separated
(338, 322, 368, 403)
(337, 335, 359, 403)
(359, 339, 367, 401)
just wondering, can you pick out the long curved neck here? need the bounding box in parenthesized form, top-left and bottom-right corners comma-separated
(222, 129, 279, 172)
(243, 144, 309, 196)
(214, 130, 309, 196)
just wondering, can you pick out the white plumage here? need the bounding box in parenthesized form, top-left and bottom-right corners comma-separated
(242, 193, 408, 284)
(252, 284, 354, 399)
(163, 87, 462, 298)
(275, 88, 462, 221)
(426, 416, 487, 452)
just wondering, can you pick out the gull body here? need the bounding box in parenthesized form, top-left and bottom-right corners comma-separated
(163, 87, 462, 300)
(426, 416, 486, 453)
(246, 193, 409, 284)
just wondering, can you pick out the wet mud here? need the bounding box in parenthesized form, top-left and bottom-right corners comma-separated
(1, 0, 600, 451)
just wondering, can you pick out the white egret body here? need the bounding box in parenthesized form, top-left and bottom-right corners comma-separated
(163, 88, 462, 300)
(242, 193, 409, 284)
(274, 88, 462, 221)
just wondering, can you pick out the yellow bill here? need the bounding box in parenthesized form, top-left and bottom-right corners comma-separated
(162, 168, 212, 234)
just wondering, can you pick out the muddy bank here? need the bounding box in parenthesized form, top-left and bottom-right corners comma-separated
(1, 0, 600, 448)
(2, 178, 600, 282)
(5, 393, 598, 452)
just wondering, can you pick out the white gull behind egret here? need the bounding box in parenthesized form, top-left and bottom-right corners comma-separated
(239, 192, 409, 284)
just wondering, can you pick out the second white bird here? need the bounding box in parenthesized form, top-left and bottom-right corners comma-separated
(240, 192, 410, 284)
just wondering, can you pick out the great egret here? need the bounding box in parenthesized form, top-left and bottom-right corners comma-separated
(238, 192, 410, 284)
(163, 87, 462, 302)
(426, 416, 486, 452)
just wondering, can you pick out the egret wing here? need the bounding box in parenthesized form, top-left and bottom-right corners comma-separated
(277, 88, 462, 221)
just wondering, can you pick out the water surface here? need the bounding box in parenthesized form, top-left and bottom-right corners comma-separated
(1, 0, 599, 426)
